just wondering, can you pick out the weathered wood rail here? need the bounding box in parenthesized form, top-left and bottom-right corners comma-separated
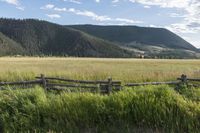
(125, 81, 180, 87)
(0, 79, 43, 90)
(0, 80, 42, 86)
(0, 74, 199, 94)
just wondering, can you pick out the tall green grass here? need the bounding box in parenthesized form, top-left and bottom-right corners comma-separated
(0, 85, 199, 132)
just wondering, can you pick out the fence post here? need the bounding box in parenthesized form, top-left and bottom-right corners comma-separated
(41, 74, 47, 90)
(180, 74, 187, 83)
(117, 81, 122, 91)
(107, 77, 112, 94)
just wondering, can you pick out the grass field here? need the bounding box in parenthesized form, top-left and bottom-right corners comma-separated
(0, 57, 200, 132)
(0, 57, 200, 82)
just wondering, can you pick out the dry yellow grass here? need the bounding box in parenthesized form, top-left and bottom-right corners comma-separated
(0, 57, 200, 82)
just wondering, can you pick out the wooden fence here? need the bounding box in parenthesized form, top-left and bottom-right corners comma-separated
(0, 74, 199, 94)
(36, 74, 121, 94)
(126, 74, 200, 87)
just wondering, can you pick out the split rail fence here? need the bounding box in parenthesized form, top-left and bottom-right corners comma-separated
(0, 74, 200, 94)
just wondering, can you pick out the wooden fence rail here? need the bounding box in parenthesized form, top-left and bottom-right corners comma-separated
(47, 83, 98, 89)
(0, 74, 199, 94)
(35, 76, 121, 84)
(125, 81, 180, 87)
(0, 80, 42, 86)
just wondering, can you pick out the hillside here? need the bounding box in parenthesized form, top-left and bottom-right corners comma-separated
(0, 18, 199, 58)
(0, 18, 131, 57)
(69, 25, 197, 51)
(0, 32, 25, 56)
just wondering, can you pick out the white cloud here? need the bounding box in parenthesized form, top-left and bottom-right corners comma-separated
(63, 0, 81, 4)
(112, 0, 119, 3)
(115, 18, 142, 24)
(149, 24, 157, 27)
(128, 0, 190, 9)
(1, 0, 19, 5)
(41, 4, 67, 12)
(168, 13, 186, 18)
(46, 14, 61, 19)
(54, 7, 67, 12)
(16, 6, 24, 11)
(41, 4, 55, 10)
(111, 0, 119, 6)
(68, 8, 111, 21)
(144, 5, 151, 8)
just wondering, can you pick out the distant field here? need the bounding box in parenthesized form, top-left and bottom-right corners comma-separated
(0, 57, 200, 82)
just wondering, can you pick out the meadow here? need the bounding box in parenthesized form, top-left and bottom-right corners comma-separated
(0, 57, 200, 82)
(0, 57, 200, 132)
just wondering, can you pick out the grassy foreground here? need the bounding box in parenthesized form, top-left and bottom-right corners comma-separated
(0, 57, 200, 82)
(0, 58, 199, 132)
(0, 85, 199, 133)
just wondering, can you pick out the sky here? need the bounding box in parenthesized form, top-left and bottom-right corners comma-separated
(0, 0, 200, 48)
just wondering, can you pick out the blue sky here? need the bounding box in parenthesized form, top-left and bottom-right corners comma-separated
(0, 0, 200, 48)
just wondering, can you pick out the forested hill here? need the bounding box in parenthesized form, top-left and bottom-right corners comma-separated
(69, 25, 197, 51)
(0, 18, 199, 58)
(0, 32, 25, 56)
(0, 18, 131, 57)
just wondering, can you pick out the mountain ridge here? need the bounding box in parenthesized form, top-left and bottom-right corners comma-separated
(68, 24, 198, 51)
(0, 18, 199, 58)
(0, 18, 131, 57)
